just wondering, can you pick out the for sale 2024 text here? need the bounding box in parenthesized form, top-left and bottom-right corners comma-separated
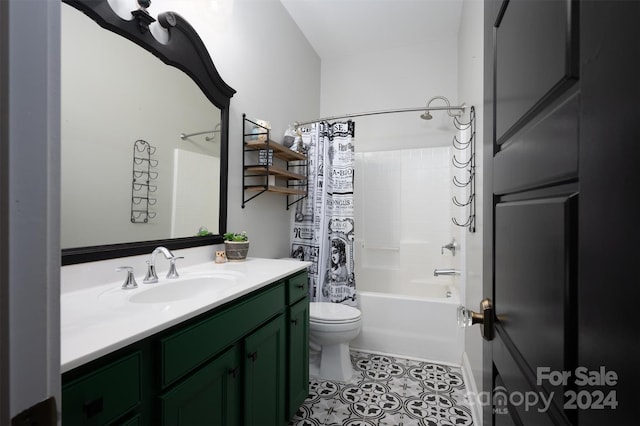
(537, 366, 618, 410)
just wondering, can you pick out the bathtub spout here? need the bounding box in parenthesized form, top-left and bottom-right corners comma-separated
(434, 269, 460, 277)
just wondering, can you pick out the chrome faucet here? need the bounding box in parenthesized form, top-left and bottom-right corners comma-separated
(116, 266, 138, 289)
(441, 238, 457, 256)
(166, 255, 184, 279)
(143, 246, 182, 283)
(434, 269, 461, 277)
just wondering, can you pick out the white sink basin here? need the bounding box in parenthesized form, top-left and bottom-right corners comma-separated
(130, 276, 236, 303)
(99, 271, 245, 306)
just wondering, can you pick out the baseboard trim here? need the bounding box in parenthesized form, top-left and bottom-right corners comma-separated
(350, 347, 461, 368)
(461, 351, 483, 426)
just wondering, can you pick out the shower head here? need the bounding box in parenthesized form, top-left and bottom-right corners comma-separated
(420, 96, 465, 120)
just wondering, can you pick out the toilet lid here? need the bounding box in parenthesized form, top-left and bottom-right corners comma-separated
(310, 302, 361, 323)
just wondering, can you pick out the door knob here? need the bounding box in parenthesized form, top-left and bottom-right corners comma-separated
(457, 298, 494, 341)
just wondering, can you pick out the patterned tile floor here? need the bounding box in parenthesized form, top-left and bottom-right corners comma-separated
(289, 351, 475, 426)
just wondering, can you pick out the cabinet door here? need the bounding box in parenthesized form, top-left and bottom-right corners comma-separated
(62, 352, 141, 426)
(287, 297, 309, 419)
(160, 346, 241, 426)
(244, 314, 286, 426)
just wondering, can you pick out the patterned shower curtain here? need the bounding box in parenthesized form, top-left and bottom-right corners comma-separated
(290, 121, 357, 306)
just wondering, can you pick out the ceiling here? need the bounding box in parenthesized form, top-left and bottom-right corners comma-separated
(280, 0, 464, 60)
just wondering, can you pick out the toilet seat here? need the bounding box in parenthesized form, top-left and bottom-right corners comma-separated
(310, 302, 361, 324)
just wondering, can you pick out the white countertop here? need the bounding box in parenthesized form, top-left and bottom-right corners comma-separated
(61, 257, 309, 373)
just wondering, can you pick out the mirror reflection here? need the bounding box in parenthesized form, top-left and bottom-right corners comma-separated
(61, 4, 221, 249)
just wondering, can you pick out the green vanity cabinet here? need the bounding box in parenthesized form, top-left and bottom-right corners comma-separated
(61, 351, 141, 425)
(285, 271, 310, 419)
(158, 283, 285, 389)
(287, 297, 309, 418)
(243, 314, 287, 425)
(62, 270, 309, 426)
(160, 346, 241, 426)
(120, 415, 142, 426)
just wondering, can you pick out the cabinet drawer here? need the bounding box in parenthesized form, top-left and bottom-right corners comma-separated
(160, 283, 285, 388)
(62, 352, 141, 425)
(286, 271, 308, 305)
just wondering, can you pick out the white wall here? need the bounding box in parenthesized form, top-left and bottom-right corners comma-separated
(320, 40, 461, 296)
(149, 0, 321, 257)
(321, 41, 459, 151)
(458, 0, 485, 411)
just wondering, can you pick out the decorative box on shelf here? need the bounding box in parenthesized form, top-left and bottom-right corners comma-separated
(258, 149, 274, 166)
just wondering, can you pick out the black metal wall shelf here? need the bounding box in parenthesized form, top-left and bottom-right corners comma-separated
(242, 114, 308, 209)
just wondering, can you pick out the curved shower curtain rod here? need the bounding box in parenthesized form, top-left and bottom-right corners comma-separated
(179, 123, 222, 141)
(293, 101, 467, 128)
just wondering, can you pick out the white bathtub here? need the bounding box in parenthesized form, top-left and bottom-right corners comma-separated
(351, 281, 464, 365)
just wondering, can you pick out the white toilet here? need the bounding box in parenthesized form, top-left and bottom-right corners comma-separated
(309, 302, 362, 382)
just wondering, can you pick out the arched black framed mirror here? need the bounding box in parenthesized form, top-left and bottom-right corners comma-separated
(61, 0, 235, 265)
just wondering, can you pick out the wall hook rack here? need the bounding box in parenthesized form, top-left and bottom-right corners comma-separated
(130, 139, 158, 223)
(450, 106, 476, 232)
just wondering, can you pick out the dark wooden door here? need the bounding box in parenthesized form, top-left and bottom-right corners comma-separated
(484, 0, 639, 424)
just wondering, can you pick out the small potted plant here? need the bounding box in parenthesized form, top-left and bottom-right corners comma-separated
(223, 231, 249, 261)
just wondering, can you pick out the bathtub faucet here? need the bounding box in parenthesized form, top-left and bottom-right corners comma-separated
(434, 269, 461, 277)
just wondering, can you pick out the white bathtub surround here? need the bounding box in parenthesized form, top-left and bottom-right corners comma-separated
(353, 146, 465, 364)
(352, 287, 464, 365)
(61, 257, 310, 372)
(355, 147, 457, 298)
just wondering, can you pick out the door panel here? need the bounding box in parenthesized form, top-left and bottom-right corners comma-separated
(495, 196, 576, 386)
(493, 339, 556, 426)
(495, 0, 577, 142)
(487, 1, 580, 424)
(493, 375, 519, 426)
(487, 0, 638, 424)
(494, 193, 577, 423)
(493, 93, 579, 195)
